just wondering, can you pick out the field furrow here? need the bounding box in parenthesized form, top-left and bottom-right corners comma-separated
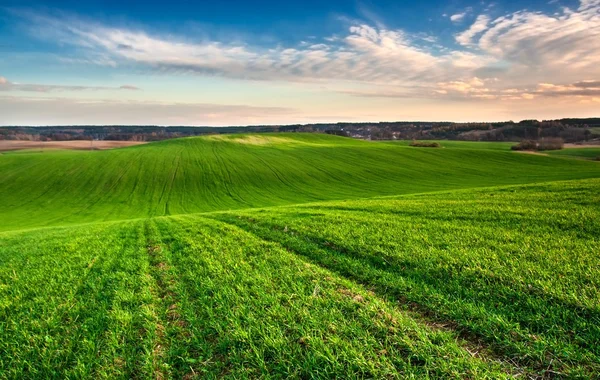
(0, 222, 158, 377)
(207, 179, 600, 377)
(147, 215, 511, 378)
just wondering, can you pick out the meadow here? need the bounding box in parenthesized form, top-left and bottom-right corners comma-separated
(547, 147, 600, 160)
(1, 134, 599, 378)
(1, 134, 600, 232)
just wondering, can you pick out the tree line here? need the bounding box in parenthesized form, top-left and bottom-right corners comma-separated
(1, 118, 598, 143)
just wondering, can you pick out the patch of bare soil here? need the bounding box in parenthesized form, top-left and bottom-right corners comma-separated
(0, 140, 146, 152)
(513, 150, 548, 156)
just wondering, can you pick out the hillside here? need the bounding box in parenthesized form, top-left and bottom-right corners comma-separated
(1, 133, 600, 231)
(1, 179, 599, 377)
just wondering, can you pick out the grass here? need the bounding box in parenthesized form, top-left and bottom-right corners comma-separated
(0, 212, 512, 378)
(1, 133, 600, 378)
(210, 179, 600, 377)
(547, 147, 600, 160)
(1, 134, 600, 232)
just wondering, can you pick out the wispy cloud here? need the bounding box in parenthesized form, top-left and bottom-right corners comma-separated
(0, 76, 140, 92)
(450, 8, 473, 23)
(456, 15, 490, 46)
(119, 85, 140, 91)
(459, 2, 600, 85)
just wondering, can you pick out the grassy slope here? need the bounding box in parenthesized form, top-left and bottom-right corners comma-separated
(548, 147, 600, 160)
(1, 133, 600, 231)
(1, 179, 599, 377)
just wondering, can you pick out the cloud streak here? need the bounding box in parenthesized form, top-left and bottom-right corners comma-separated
(0, 76, 140, 92)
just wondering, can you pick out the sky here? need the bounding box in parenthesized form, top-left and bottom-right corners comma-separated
(0, 0, 599, 125)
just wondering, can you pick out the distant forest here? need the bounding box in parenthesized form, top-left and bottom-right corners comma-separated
(1, 118, 599, 143)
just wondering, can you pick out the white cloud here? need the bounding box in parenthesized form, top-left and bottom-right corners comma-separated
(460, 0, 600, 85)
(432, 79, 600, 101)
(450, 7, 473, 23)
(456, 15, 490, 46)
(579, 0, 600, 10)
(450, 13, 467, 22)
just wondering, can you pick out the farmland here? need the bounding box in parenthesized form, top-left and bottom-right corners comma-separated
(2, 134, 600, 232)
(547, 147, 600, 161)
(0, 140, 146, 152)
(1, 134, 600, 378)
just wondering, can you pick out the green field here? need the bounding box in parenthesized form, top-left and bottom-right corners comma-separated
(547, 147, 600, 160)
(1, 134, 600, 378)
(2, 134, 600, 232)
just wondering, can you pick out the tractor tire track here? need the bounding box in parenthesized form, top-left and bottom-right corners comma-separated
(208, 215, 540, 379)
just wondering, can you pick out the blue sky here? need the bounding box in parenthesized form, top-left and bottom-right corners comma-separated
(0, 0, 598, 125)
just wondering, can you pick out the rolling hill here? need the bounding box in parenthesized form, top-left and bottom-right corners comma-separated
(1, 133, 600, 232)
(1, 134, 600, 378)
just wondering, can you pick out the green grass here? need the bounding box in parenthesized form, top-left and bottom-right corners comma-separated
(547, 147, 600, 160)
(1, 133, 599, 232)
(210, 179, 600, 377)
(0, 212, 512, 378)
(1, 133, 600, 378)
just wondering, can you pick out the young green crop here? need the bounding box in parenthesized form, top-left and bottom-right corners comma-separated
(0, 222, 158, 378)
(547, 147, 600, 160)
(1, 179, 599, 377)
(210, 179, 600, 377)
(1, 133, 600, 232)
(1, 213, 513, 378)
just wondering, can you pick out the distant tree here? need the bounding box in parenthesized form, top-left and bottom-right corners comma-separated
(410, 141, 441, 148)
(325, 130, 350, 137)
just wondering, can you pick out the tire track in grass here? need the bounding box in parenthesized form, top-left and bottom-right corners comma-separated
(209, 215, 537, 378)
(168, 215, 514, 378)
(143, 220, 188, 379)
(248, 147, 317, 204)
(210, 141, 249, 206)
(0, 222, 157, 378)
(224, 208, 600, 378)
(159, 152, 182, 216)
